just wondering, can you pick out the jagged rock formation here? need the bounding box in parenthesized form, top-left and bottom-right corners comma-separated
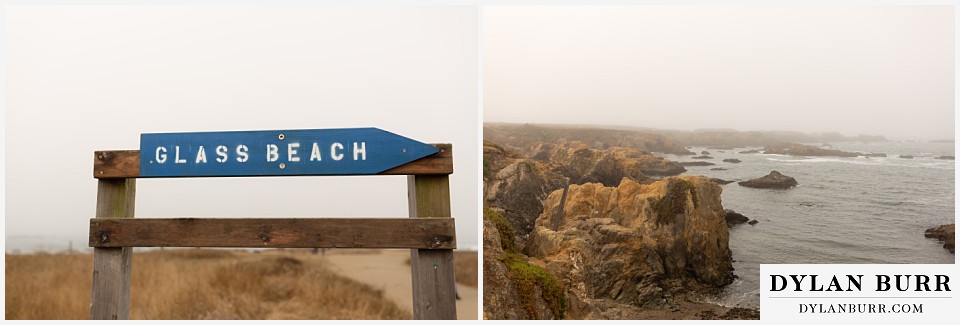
(763, 143, 859, 157)
(738, 171, 798, 189)
(526, 176, 734, 318)
(724, 209, 749, 226)
(546, 144, 655, 186)
(484, 142, 566, 246)
(545, 143, 685, 180)
(924, 224, 955, 254)
(484, 140, 683, 249)
(484, 123, 694, 156)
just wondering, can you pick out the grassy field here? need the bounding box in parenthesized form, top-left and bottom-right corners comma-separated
(5, 249, 478, 320)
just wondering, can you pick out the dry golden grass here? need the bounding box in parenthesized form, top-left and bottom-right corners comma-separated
(6, 249, 411, 320)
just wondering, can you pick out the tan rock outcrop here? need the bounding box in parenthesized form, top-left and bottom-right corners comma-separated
(527, 176, 734, 312)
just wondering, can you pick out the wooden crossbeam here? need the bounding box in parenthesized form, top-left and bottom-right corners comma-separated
(89, 218, 456, 249)
(93, 143, 452, 178)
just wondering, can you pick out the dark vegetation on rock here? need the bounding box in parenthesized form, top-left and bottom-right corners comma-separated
(738, 171, 798, 189)
(935, 156, 955, 160)
(484, 208, 567, 319)
(722, 159, 741, 163)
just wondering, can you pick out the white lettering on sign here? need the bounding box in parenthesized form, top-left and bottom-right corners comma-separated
(196, 146, 207, 163)
(331, 143, 344, 161)
(152, 141, 373, 166)
(288, 143, 300, 162)
(354, 142, 366, 161)
(215, 145, 228, 163)
(175, 146, 186, 164)
(156, 147, 167, 163)
(310, 143, 322, 161)
(236, 145, 249, 162)
(266, 144, 279, 162)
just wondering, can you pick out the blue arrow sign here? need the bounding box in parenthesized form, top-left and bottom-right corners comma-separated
(139, 128, 438, 177)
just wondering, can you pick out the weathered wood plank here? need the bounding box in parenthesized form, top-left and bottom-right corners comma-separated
(407, 175, 457, 319)
(90, 178, 135, 320)
(93, 143, 452, 178)
(94, 151, 139, 179)
(381, 143, 453, 175)
(89, 218, 456, 249)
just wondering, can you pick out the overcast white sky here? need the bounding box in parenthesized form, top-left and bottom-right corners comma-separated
(484, 5, 954, 141)
(4, 6, 479, 250)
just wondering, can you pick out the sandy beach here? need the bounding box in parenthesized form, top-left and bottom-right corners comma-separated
(322, 249, 479, 320)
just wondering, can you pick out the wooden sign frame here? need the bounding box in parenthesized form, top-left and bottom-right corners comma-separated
(88, 143, 457, 320)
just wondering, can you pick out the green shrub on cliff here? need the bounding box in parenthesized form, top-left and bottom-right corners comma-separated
(484, 207, 567, 319)
(650, 178, 698, 224)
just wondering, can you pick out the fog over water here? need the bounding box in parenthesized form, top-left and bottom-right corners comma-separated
(485, 6, 954, 141)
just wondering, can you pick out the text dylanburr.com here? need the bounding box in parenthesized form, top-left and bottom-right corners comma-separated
(761, 264, 956, 321)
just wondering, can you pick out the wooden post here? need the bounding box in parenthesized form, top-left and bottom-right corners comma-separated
(90, 178, 135, 320)
(407, 175, 457, 319)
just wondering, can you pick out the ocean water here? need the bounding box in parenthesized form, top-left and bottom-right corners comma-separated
(666, 142, 955, 309)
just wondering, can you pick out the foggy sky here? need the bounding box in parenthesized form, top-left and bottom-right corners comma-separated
(484, 6, 954, 141)
(4, 6, 479, 249)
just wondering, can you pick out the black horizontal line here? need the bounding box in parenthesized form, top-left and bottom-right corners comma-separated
(770, 297, 951, 299)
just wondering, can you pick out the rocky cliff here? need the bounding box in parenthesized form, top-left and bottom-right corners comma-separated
(525, 176, 735, 318)
(484, 123, 694, 156)
(484, 140, 683, 247)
